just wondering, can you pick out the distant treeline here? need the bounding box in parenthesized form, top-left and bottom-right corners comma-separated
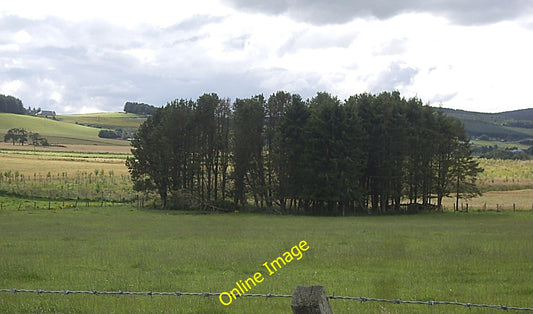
(98, 129, 121, 139)
(123, 102, 157, 115)
(0, 94, 25, 114)
(127, 91, 482, 215)
(3, 128, 49, 146)
(0, 94, 42, 115)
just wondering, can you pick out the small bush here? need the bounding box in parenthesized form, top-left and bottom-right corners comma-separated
(98, 130, 119, 139)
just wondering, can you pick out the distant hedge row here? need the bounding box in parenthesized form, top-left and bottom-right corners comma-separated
(123, 102, 156, 115)
(98, 130, 120, 139)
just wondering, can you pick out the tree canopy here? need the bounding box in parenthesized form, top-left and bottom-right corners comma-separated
(4, 128, 49, 146)
(0, 95, 25, 114)
(123, 102, 157, 115)
(127, 91, 483, 215)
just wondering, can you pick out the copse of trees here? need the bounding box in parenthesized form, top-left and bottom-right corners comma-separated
(0, 94, 25, 114)
(4, 128, 49, 146)
(127, 94, 231, 208)
(0, 94, 42, 115)
(123, 102, 157, 115)
(98, 129, 120, 139)
(4, 128, 28, 145)
(127, 91, 482, 215)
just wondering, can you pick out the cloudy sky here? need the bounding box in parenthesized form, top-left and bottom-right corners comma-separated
(1, 1, 532, 114)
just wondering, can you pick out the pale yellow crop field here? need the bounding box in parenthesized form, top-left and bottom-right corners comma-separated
(0, 153, 129, 178)
(441, 189, 532, 211)
(0, 142, 132, 154)
(1, 144, 532, 211)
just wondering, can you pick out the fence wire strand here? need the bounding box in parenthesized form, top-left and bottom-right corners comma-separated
(1, 288, 532, 311)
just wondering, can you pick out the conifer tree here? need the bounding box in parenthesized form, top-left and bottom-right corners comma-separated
(278, 94, 310, 212)
(232, 95, 266, 208)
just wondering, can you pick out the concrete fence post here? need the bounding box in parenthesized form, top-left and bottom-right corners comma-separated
(291, 286, 333, 314)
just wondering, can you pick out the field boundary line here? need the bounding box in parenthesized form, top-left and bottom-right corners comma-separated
(1, 288, 532, 311)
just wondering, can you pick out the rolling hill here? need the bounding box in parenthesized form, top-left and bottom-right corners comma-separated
(438, 108, 533, 140)
(57, 112, 146, 130)
(2, 107, 531, 147)
(0, 113, 130, 145)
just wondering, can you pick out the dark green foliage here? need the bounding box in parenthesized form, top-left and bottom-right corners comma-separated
(4, 128, 28, 145)
(299, 92, 366, 215)
(232, 95, 266, 208)
(450, 140, 484, 211)
(4, 129, 49, 146)
(127, 108, 167, 205)
(28, 132, 49, 146)
(0, 95, 25, 114)
(277, 94, 310, 210)
(127, 91, 482, 215)
(127, 94, 231, 209)
(123, 102, 157, 115)
(480, 148, 530, 160)
(98, 129, 120, 139)
(265, 91, 292, 209)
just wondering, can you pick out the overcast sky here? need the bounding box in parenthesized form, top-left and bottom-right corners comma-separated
(1, 1, 532, 114)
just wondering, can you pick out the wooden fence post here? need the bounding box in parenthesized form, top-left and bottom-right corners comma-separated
(291, 286, 333, 314)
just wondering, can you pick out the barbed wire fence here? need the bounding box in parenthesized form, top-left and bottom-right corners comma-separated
(1, 288, 532, 312)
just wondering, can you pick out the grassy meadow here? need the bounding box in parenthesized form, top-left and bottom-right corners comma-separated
(0, 113, 132, 145)
(0, 208, 531, 313)
(57, 112, 146, 130)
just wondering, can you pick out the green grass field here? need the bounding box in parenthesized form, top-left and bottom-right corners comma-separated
(0, 113, 130, 145)
(0, 207, 531, 313)
(471, 139, 530, 150)
(57, 112, 146, 130)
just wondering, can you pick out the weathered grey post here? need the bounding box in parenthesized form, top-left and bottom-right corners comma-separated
(291, 286, 333, 314)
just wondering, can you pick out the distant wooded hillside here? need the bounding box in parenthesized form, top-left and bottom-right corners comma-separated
(438, 108, 533, 140)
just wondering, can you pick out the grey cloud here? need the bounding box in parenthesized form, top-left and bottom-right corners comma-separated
(430, 92, 458, 104)
(166, 15, 226, 31)
(250, 67, 331, 99)
(278, 28, 356, 56)
(1, 13, 320, 113)
(225, 34, 250, 50)
(2, 26, 141, 111)
(0, 15, 30, 35)
(170, 35, 208, 47)
(370, 63, 419, 93)
(222, 0, 533, 25)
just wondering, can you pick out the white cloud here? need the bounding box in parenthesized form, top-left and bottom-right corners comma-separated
(1, 80, 24, 95)
(13, 30, 31, 43)
(0, 1, 532, 113)
(0, 0, 232, 27)
(124, 49, 157, 64)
